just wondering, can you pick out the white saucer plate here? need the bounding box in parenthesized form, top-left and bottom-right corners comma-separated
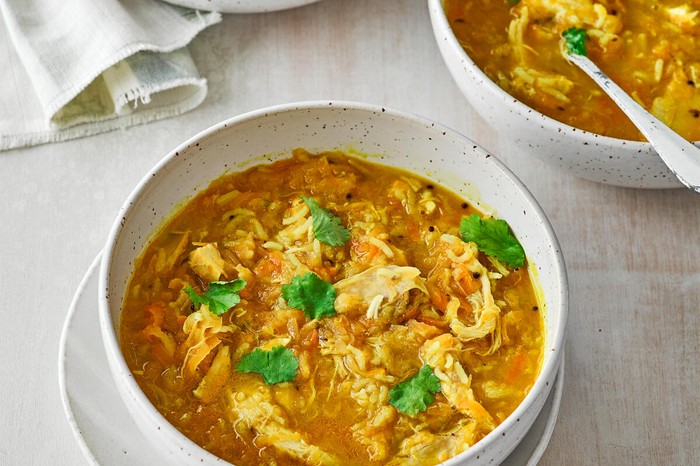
(58, 253, 564, 465)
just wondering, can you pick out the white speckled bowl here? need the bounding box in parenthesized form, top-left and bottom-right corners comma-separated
(428, 0, 691, 189)
(99, 101, 568, 465)
(161, 0, 323, 14)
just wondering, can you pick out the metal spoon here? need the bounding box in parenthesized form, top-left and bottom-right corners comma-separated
(567, 53, 700, 193)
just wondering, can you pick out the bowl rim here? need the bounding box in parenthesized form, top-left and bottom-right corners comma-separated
(98, 100, 569, 464)
(427, 0, 695, 148)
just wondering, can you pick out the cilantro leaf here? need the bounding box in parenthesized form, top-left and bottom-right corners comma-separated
(562, 27, 588, 56)
(301, 196, 350, 246)
(282, 272, 337, 319)
(390, 365, 442, 415)
(185, 278, 247, 316)
(459, 214, 525, 268)
(236, 345, 299, 385)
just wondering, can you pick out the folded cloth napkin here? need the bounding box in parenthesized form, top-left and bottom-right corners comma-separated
(0, 0, 220, 151)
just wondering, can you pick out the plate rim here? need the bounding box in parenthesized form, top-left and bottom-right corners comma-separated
(57, 252, 103, 466)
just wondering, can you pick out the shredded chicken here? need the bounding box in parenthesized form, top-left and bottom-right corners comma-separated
(333, 265, 428, 317)
(351, 406, 397, 461)
(446, 294, 502, 356)
(431, 235, 504, 355)
(142, 303, 176, 359)
(189, 243, 226, 282)
(227, 384, 339, 465)
(318, 315, 397, 382)
(386, 418, 479, 465)
(419, 334, 496, 430)
(180, 305, 233, 377)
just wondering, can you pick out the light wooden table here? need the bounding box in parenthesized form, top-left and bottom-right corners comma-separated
(1, 0, 698, 464)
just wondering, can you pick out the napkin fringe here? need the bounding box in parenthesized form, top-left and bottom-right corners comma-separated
(0, 78, 207, 151)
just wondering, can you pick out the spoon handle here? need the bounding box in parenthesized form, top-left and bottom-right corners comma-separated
(569, 53, 700, 193)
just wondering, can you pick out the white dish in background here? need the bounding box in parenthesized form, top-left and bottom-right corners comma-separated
(162, 0, 323, 14)
(58, 253, 565, 465)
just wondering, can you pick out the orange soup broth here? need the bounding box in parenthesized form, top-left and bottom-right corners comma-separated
(120, 150, 544, 465)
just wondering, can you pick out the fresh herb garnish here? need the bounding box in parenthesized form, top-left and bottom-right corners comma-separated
(562, 27, 588, 56)
(185, 278, 247, 316)
(282, 272, 337, 319)
(236, 345, 299, 385)
(389, 365, 442, 415)
(506, 0, 520, 4)
(301, 196, 350, 246)
(459, 214, 525, 268)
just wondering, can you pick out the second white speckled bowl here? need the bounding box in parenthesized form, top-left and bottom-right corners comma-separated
(99, 101, 568, 465)
(428, 0, 691, 189)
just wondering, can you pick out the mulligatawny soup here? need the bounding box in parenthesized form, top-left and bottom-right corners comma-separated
(445, 0, 700, 142)
(120, 149, 544, 465)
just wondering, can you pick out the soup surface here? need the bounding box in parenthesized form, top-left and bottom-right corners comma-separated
(120, 150, 544, 465)
(445, 0, 700, 142)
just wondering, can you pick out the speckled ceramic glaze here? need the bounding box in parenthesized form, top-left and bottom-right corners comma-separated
(428, 0, 692, 189)
(99, 101, 568, 465)
(161, 0, 323, 13)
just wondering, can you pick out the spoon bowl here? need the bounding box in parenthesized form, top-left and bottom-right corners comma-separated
(567, 53, 700, 193)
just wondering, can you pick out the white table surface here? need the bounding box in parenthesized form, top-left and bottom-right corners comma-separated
(1, 0, 698, 464)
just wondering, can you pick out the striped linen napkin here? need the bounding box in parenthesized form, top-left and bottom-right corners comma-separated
(0, 0, 220, 151)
